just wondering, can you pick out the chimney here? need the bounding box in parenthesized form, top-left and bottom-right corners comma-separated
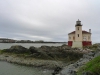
(89, 29, 91, 33)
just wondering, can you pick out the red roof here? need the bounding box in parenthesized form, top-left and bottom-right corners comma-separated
(68, 30, 91, 35)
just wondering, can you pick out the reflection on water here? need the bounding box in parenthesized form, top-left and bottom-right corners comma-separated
(0, 61, 53, 75)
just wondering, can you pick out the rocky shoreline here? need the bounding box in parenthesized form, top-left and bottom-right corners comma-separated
(58, 50, 100, 75)
(0, 50, 99, 75)
(0, 44, 99, 74)
(0, 44, 84, 69)
(0, 53, 65, 69)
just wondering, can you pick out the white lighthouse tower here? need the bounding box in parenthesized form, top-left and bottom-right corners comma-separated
(68, 20, 92, 48)
(72, 19, 83, 48)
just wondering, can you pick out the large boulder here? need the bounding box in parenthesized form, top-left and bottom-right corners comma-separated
(8, 45, 28, 53)
(29, 46, 39, 54)
(29, 46, 51, 59)
(39, 45, 51, 51)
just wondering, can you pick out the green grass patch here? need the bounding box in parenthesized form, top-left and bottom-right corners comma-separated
(77, 55, 100, 75)
(0, 50, 5, 54)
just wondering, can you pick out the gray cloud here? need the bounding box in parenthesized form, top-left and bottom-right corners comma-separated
(0, 0, 100, 42)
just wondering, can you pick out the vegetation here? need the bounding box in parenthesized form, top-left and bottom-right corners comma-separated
(77, 55, 100, 75)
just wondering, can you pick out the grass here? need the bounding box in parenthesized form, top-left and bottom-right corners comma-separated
(0, 50, 4, 54)
(77, 55, 100, 75)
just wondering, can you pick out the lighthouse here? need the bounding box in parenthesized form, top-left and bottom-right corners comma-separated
(68, 20, 92, 48)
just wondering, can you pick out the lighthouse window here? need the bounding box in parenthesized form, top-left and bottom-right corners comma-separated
(78, 27, 79, 30)
(78, 34, 79, 37)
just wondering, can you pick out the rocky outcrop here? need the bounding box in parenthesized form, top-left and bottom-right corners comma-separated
(0, 53, 64, 69)
(3, 45, 29, 53)
(29, 46, 38, 54)
(1, 44, 100, 75)
(15, 45, 83, 60)
(0, 44, 99, 75)
(58, 50, 100, 75)
(0, 44, 86, 70)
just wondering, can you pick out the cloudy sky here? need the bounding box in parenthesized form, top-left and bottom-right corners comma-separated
(0, 0, 100, 42)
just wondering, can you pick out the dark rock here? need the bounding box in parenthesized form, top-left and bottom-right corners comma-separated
(52, 67, 62, 75)
(82, 71, 93, 75)
(5, 56, 9, 57)
(6, 45, 28, 53)
(61, 44, 71, 50)
(29, 46, 38, 54)
(40, 45, 51, 51)
(69, 70, 77, 75)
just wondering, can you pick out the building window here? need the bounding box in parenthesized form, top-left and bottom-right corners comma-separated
(78, 34, 79, 37)
(78, 27, 79, 30)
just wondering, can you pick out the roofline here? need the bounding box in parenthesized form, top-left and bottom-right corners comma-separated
(68, 33, 91, 35)
(68, 31, 91, 35)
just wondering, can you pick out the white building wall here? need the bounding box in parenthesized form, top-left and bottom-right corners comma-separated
(82, 34, 91, 41)
(75, 26, 82, 41)
(68, 34, 75, 41)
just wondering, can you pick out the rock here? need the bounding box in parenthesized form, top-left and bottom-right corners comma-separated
(61, 44, 71, 50)
(29, 46, 38, 54)
(82, 71, 93, 75)
(6, 45, 28, 53)
(52, 67, 62, 75)
(40, 45, 51, 51)
(88, 52, 95, 57)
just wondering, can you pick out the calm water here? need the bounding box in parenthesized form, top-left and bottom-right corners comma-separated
(0, 43, 67, 49)
(0, 43, 67, 75)
(0, 61, 53, 75)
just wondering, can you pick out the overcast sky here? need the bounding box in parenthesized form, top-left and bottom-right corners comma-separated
(0, 0, 100, 42)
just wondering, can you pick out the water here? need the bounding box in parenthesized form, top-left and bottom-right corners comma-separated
(0, 61, 53, 75)
(0, 43, 67, 49)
